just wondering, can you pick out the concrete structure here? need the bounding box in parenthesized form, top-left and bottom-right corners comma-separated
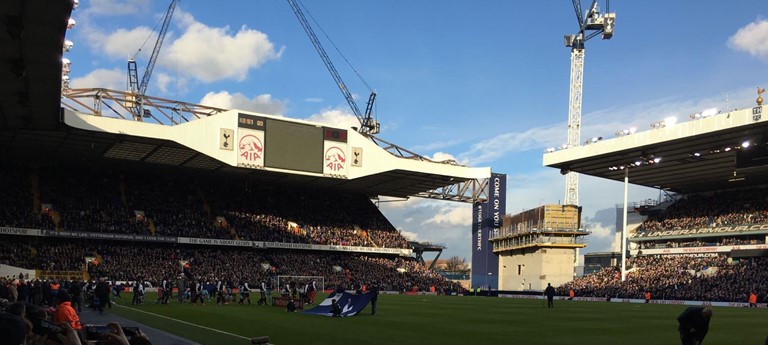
(491, 205, 587, 291)
(498, 247, 580, 291)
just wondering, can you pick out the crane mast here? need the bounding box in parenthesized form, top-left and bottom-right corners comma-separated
(127, 0, 178, 119)
(563, 0, 615, 206)
(286, 0, 379, 135)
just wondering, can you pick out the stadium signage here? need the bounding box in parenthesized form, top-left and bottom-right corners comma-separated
(178, 237, 253, 247)
(500, 295, 766, 308)
(0, 227, 42, 236)
(631, 243, 768, 256)
(753, 106, 762, 122)
(630, 224, 768, 238)
(261, 241, 412, 256)
(42, 230, 177, 243)
(4, 227, 413, 255)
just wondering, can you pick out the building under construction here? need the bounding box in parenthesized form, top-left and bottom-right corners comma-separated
(490, 205, 587, 291)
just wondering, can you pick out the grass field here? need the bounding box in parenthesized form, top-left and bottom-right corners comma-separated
(110, 293, 766, 345)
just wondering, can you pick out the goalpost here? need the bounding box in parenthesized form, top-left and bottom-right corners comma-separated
(276, 275, 325, 292)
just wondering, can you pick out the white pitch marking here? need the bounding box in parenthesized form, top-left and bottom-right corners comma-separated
(113, 303, 251, 341)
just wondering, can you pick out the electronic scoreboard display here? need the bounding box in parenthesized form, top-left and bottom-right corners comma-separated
(264, 118, 324, 173)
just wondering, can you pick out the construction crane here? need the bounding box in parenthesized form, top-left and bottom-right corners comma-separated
(562, 0, 615, 205)
(286, 0, 380, 135)
(127, 0, 178, 119)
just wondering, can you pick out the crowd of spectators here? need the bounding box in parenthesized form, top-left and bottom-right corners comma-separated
(638, 188, 768, 232)
(558, 255, 768, 302)
(1, 237, 463, 295)
(0, 165, 409, 249)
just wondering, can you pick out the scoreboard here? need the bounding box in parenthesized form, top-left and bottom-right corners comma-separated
(236, 113, 349, 177)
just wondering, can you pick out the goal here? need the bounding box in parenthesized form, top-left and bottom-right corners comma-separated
(276, 275, 325, 292)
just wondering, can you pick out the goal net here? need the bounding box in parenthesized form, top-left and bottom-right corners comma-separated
(276, 275, 325, 293)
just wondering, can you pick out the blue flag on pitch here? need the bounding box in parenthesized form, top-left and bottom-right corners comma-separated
(303, 291, 374, 317)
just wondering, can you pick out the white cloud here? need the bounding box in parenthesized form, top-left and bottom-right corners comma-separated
(304, 108, 360, 129)
(70, 68, 125, 90)
(398, 230, 419, 242)
(155, 72, 172, 94)
(459, 125, 563, 165)
(82, 0, 150, 17)
(410, 139, 462, 153)
(80, 8, 283, 84)
(83, 26, 156, 61)
(588, 223, 613, 240)
(378, 198, 472, 259)
(728, 19, 768, 62)
(304, 98, 323, 103)
(421, 205, 472, 228)
(199, 91, 287, 115)
(427, 152, 461, 164)
(162, 21, 283, 82)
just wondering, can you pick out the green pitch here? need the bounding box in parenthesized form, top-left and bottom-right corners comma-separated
(111, 293, 765, 345)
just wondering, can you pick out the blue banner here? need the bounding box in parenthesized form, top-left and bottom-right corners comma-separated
(303, 291, 374, 317)
(471, 173, 506, 289)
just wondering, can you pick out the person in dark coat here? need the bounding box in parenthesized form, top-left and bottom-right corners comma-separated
(370, 283, 379, 315)
(94, 279, 111, 313)
(331, 299, 342, 317)
(69, 280, 82, 312)
(544, 283, 556, 308)
(677, 306, 713, 345)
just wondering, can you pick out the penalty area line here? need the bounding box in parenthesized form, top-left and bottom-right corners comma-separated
(113, 303, 251, 341)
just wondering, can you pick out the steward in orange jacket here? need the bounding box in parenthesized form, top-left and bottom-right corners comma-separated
(749, 292, 758, 308)
(54, 291, 82, 330)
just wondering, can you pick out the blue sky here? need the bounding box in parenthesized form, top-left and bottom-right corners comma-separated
(66, 0, 768, 262)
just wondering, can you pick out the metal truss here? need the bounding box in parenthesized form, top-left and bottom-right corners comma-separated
(366, 135, 460, 165)
(565, 48, 584, 206)
(365, 135, 489, 203)
(61, 88, 226, 125)
(416, 178, 489, 203)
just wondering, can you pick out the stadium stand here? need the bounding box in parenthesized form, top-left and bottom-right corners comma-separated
(557, 186, 768, 303)
(638, 188, 768, 234)
(0, 163, 463, 300)
(0, 164, 408, 248)
(558, 254, 768, 303)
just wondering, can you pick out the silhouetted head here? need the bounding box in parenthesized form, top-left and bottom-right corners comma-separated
(702, 307, 713, 319)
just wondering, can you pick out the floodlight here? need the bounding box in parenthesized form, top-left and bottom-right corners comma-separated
(629, 127, 636, 134)
(653, 157, 661, 163)
(742, 141, 750, 148)
(663, 116, 677, 126)
(67, 18, 76, 29)
(693, 153, 701, 157)
(634, 161, 642, 166)
(545, 148, 556, 153)
(63, 40, 74, 52)
(701, 108, 718, 117)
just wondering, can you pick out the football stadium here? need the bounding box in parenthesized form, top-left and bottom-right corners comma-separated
(1, 1, 768, 344)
